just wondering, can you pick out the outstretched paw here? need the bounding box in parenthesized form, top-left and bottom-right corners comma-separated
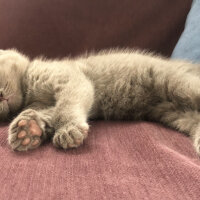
(53, 123, 89, 149)
(8, 118, 44, 151)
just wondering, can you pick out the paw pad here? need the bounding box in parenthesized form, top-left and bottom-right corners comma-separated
(10, 119, 43, 151)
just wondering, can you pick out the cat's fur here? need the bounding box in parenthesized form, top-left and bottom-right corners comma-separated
(1, 49, 200, 154)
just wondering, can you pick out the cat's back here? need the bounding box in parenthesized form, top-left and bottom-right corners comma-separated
(78, 49, 199, 119)
(80, 49, 167, 69)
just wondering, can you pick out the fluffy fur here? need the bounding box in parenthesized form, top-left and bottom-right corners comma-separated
(1, 49, 200, 154)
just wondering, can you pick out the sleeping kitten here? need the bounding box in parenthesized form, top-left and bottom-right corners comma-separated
(1, 49, 200, 154)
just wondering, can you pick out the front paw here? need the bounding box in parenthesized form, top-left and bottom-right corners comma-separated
(53, 123, 89, 149)
(8, 109, 46, 151)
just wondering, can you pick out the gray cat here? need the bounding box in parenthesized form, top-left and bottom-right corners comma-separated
(1, 49, 200, 154)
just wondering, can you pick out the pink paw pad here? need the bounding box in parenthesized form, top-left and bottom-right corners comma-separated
(74, 123, 89, 145)
(79, 123, 89, 138)
(17, 119, 42, 148)
(75, 139, 83, 145)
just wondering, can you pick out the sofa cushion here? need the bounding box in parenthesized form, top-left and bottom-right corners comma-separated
(172, 0, 200, 63)
(0, 0, 192, 58)
(0, 121, 200, 200)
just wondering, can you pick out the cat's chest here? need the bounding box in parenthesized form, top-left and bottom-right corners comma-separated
(24, 67, 57, 107)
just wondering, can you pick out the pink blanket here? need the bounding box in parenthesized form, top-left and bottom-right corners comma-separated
(0, 121, 199, 200)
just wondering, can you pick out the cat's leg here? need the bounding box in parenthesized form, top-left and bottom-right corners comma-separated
(52, 78, 94, 149)
(147, 68, 200, 155)
(149, 102, 200, 154)
(8, 105, 55, 151)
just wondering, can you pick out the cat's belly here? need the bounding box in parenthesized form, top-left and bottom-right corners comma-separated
(90, 87, 154, 120)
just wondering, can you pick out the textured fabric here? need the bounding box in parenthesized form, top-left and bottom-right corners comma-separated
(172, 0, 200, 63)
(0, 0, 192, 58)
(0, 121, 200, 200)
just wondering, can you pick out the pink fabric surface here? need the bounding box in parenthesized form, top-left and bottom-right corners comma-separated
(0, 121, 200, 200)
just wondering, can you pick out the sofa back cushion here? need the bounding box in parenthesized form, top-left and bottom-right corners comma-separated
(172, 0, 200, 63)
(0, 0, 192, 58)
